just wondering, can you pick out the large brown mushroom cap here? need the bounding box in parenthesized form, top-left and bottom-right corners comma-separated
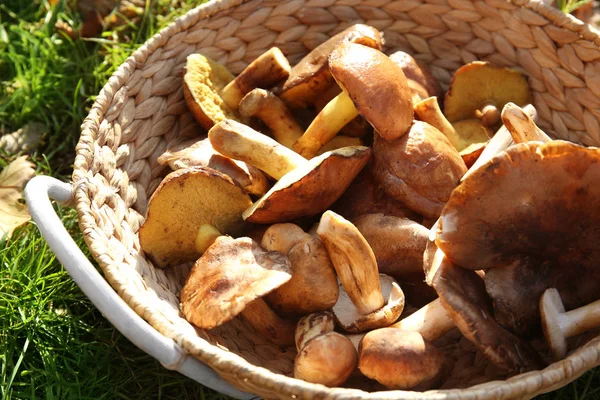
(243, 146, 371, 223)
(373, 121, 467, 219)
(437, 141, 600, 336)
(139, 167, 252, 268)
(278, 24, 383, 108)
(329, 42, 414, 141)
(431, 257, 544, 373)
(444, 61, 532, 124)
(183, 54, 246, 130)
(180, 236, 292, 330)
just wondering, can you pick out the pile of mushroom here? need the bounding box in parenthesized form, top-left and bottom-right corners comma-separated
(137, 23, 600, 391)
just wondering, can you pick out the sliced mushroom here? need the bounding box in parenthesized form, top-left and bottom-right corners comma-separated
(359, 328, 445, 390)
(389, 51, 441, 103)
(444, 61, 532, 127)
(238, 88, 303, 149)
(437, 141, 600, 336)
(293, 42, 414, 158)
(540, 288, 600, 360)
(294, 311, 358, 387)
(209, 119, 370, 223)
(221, 47, 291, 110)
(373, 120, 467, 219)
(261, 224, 338, 315)
(317, 211, 405, 332)
(277, 24, 382, 108)
(157, 138, 270, 196)
(139, 167, 252, 267)
(431, 256, 544, 373)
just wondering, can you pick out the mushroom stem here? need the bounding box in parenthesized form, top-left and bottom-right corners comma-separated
(221, 47, 291, 110)
(195, 225, 221, 253)
(294, 90, 359, 158)
(316, 135, 363, 156)
(238, 89, 304, 149)
(240, 298, 296, 346)
(389, 298, 455, 342)
(541, 288, 600, 360)
(317, 210, 384, 315)
(414, 97, 464, 150)
(475, 103, 500, 127)
(501, 102, 552, 144)
(209, 119, 306, 179)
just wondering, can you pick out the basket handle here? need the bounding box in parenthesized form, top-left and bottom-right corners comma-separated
(24, 176, 254, 400)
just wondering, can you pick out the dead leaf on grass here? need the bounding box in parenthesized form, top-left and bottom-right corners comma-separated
(0, 156, 36, 240)
(0, 122, 47, 155)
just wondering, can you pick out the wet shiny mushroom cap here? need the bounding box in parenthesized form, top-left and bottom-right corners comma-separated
(437, 141, 600, 336)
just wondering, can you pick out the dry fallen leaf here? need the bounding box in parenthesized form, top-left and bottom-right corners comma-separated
(0, 122, 46, 155)
(0, 156, 36, 240)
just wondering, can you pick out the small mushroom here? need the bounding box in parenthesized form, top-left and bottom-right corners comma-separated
(209, 119, 370, 223)
(261, 224, 339, 315)
(541, 288, 600, 360)
(221, 47, 291, 111)
(358, 328, 444, 390)
(180, 236, 295, 345)
(444, 61, 532, 127)
(294, 311, 358, 387)
(139, 167, 252, 268)
(437, 141, 600, 336)
(240, 297, 297, 346)
(317, 211, 405, 332)
(238, 88, 303, 149)
(373, 120, 467, 219)
(501, 102, 552, 143)
(389, 298, 455, 342)
(277, 24, 383, 108)
(157, 138, 270, 196)
(431, 256, 544, 373)
(293, 42, 414, 158)
(389, 51, 442, 103)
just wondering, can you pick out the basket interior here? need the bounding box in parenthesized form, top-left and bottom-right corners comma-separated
(72, 0, 600, 397)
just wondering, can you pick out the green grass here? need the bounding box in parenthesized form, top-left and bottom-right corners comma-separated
(1, 0, 600, 399)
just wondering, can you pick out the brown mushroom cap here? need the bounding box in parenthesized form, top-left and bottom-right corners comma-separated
(444, 61, 532, 124)
(431, 256, 544, 373)
(243, 146, 371, 223)
(437, 141, 600, 336)
(295, 311, 336, 351)
(139, 167, 252, 268)
(373, 120, 467, 219)
(358, 328, 444, 389)
(183, 53, 247, 130)
(389, 51, 441, 101)
(278, 24, 383, 108)
(329, 42, 414, 141)
(180, 236, 292, 330)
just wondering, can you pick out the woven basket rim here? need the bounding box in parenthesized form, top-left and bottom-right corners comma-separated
(72, 0, 600, 398)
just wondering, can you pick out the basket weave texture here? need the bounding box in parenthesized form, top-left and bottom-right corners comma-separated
(72, 0, 600, 398)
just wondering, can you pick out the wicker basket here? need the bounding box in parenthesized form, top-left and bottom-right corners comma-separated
(72, 0, 600, 398)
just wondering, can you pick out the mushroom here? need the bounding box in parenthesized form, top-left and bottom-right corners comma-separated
(260, 223, 339, 315)
(294, 311, 358, 387)
(316, 135, 363, 156)
(358, 328, 444, 390)
(317, 211, 405, 332)
(501, 102, 552, 143)
(436, 141, 600, 337)
(293, 42, 414, 158)
(221, 47, 291, 110)
(372, 120, 467, 219)
(157, 138, 270, 196)
(139, 167, 252, 268)
(277, 24, 382, 108)
(180, 236, 296, 346)
(389, 298, 455, 342)
(240, 298, 297, 346)
(209, 119, 371, 223)
(388, 51, 442, 103)
(541, 288, 600, 360)
(238, 88, 303, 149)
(444, 61, 532, 128)
(430, 255, 544, 373)
(413, 97, 491, 167)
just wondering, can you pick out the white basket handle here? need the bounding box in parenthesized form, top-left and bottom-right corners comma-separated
(25, 176, 254, 399)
